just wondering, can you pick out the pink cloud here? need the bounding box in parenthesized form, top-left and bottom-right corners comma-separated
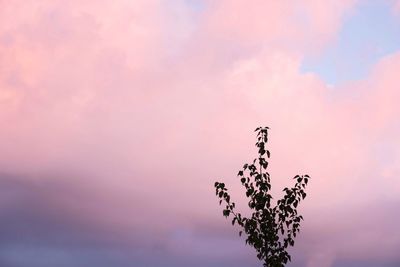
(0, 0, 399, 266)
(394, 0, 400, 14)
(201, 0, 357, 54)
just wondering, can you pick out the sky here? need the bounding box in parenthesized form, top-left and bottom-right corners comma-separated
(0, 1, 400, 267)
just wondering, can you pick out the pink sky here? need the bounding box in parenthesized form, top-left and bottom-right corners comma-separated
(0, 1, 400, 266)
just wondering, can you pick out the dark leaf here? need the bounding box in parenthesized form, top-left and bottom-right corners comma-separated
(213, 127, 309, 266)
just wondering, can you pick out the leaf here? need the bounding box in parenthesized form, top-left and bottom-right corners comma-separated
(212, 127, 309, 266)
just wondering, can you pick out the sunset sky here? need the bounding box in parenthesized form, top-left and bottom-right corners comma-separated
(1, 1, 400, 266)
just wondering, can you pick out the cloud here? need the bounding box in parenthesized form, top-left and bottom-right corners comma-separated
(201, 0, 356, 53)
(394, 0, 400, 14)
(0, 0, 399, 266)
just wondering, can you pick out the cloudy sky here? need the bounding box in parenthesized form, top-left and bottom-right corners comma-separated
(1, 1, 400, 266)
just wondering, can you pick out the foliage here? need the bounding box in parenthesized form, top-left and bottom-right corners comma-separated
(214, 127, 310, 267)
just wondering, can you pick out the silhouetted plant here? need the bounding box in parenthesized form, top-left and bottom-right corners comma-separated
(214, 127, 310, 267)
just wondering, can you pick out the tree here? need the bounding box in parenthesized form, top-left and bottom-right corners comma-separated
(214, 127, 310, 267)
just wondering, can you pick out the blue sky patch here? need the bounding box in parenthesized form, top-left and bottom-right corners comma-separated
(301, 0, 400, 85)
